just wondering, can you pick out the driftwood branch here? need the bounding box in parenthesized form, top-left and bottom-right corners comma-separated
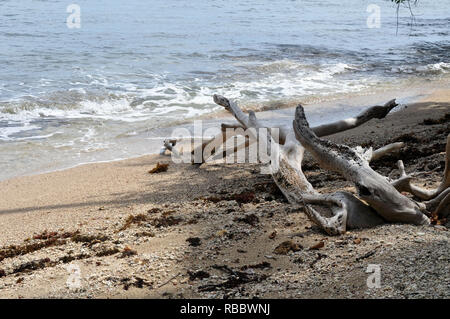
(293, 104, 429, 225)
(392, 135, 450, 200)
(162, 94, 449, 235)
(181, 96, 400, 164)
(312, 99, 398, 137)
(210, 96, 391, 235)
(370, 142, 404, 162)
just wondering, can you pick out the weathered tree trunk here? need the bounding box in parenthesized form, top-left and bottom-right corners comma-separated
(293, 104, 433, 225)
(162, 95, 449, 235)
(273, 134, 385, 235)
(208, 96, 397, 234)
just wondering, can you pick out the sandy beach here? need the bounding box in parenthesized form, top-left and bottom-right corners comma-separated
(0, 90, 449, 299)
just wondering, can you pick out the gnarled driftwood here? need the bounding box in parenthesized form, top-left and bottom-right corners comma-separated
(163, 95, 449, 235)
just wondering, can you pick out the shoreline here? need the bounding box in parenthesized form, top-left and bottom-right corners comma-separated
(2, 77, 449, 183)
(0, 88, 448, 298)
(2, 0, 450, 300)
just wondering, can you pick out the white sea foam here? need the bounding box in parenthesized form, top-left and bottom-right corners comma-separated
(389, 62, 450, 75)
(0, 60, 439, 147)
(0, 123, 40, 141)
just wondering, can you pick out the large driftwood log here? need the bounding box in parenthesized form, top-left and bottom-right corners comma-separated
(163, 95, 449, 235)
(211, 96, 406, 234)
(293, 104, 430, 226)
(273, 134, 385, 235)
(204, 96, 387, 234)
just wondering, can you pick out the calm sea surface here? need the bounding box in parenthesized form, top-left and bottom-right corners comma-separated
(1, 0, 449, 180)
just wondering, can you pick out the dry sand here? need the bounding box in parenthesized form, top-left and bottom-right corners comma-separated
(0, 92, 449, 299)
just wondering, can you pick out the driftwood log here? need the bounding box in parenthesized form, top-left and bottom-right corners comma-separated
(164, 95, 449, 235)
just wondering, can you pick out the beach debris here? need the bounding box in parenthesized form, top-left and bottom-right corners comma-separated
(356, 249, 377, 261)
(118, 214, 149, 231)
(32, 230, 59, 240)
(60, 253, 91, 263)
(106, 276, 152, 290)
(187, 270, 210, 281)
(198, 265, 268, 292)
(71, 233, 109, 246)
(147, 208, 161, 214)
(32, 230, 80, 240)
(200, 191, 256, 204)
(291, 103, 449, 233)
(95, 248, 120, 257)
(430, 213, 447, 225)
(151, 214, 183, 228)
(157, 273, 181, 288)
(268, 231, 277, 239)
(0, 238, 67, 262)
(12, 258, 54, 274)
(122, 277, 152, 290)
(422, 113, 450, 125)
(274, 241, 302, 255)
(160, 139, 177, 156)
(119, 247, 137, 258)
(149, 162, 169, 174)
(240, 261, 271, 271)
(186, 237, 201, 247)
(135, 231, 155, 238)
(309, 241, 325, 250)
(1, 251, 94, 277)
(215, 229, 228, 237)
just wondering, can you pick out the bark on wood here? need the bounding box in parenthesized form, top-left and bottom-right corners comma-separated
(312, 99, 398, 137)
(293, 104, 430, 225)
(162, 95, 450, 234)
(186, 96, 399, 164)
(211, 97, 390, 234)
(392, 134, 450, 200)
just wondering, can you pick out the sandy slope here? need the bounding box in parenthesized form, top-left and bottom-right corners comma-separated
(0, 93, 449, 298)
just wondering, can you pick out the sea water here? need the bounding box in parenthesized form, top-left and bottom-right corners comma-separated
(0, 0, 449, 180)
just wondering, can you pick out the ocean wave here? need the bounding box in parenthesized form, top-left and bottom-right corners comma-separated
(0, 61, 369, 125)
(389, 62, 450, 75)
(0, 122, 40, 141)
